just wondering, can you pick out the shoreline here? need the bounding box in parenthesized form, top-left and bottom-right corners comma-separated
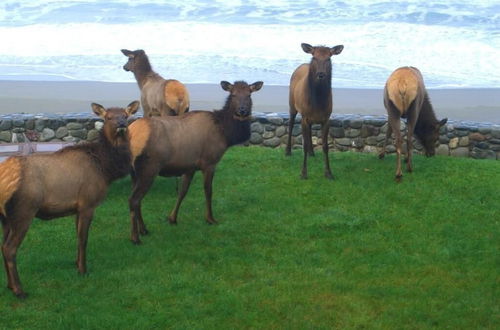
(0, 80, 498, 124)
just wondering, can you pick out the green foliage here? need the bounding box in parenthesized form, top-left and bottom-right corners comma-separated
(1, 147, 498, 329)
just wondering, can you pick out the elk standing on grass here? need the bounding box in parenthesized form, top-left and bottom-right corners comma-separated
(286, 43, 344, 179)
(127, 80, 263, 244)
(121, 49, 190, 117)
(0, 101, 139, 298)
(379, 66, 447, 181)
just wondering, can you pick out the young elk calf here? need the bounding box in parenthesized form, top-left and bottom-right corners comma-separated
(122, 49, 190, 117)
(0, 101, 139, 298)
(286, 43, 344, 179)
(379, 66, 447, 181)
(127, 80, 263, 244)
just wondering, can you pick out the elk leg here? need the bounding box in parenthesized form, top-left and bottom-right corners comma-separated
(130, 170, 151, 236)
(406, 121, 414, 173)
(129, 170, 157, 244)
(285, 110, 297, 156)
(379, 124, 393, 159)
(2, 213, 33, 299)
(308, 123, 315, 157)
(202, 167, 217, 224)
(75, 209, 94, 274)
(301, 120, 310, 179)
(392, 119, 403, 182)
(168, 172, 194, 225)
(141, 97, 151, 117)
(321, 121, 334, 180)
(1, 221, 11, 290)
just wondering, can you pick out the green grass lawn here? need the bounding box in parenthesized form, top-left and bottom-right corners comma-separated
(1, 147, 498, 329)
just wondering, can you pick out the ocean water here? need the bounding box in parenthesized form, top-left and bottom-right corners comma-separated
(0, 0, 499, 88)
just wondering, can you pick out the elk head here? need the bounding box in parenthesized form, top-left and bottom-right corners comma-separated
(91, 101, 140, 146)
(121, 49, 147, 73)
(220, 80, 263, 120)
(419, 118, 448, 157)
(301, 43, 343, 82)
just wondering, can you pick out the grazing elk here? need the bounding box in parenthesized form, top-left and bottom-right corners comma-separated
(285, 43, 344, 179)
(121, 49, 190, 117)
(127, 80, 263, 244)
(379, 66, 447, 182)
(0, 101, 139, 298)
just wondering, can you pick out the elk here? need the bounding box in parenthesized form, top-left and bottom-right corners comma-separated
(0, 101, 139, 298)
(127, 80, 263, 244)
(379, 66, 447, 181)
(285, 43, 344, 179)
(121, 49, 190, 117)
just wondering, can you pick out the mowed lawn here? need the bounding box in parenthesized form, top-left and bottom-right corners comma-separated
(0, 147, 498, 329)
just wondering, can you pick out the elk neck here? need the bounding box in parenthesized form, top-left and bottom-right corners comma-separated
(61, 131, 132, 183)
(213, 99, 252, 147)
(414, 92, 438, 137)
(306, 67, 332, 111)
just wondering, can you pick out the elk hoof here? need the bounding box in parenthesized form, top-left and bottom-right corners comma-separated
(206, 218, 218, 225)
(140, 228, 149, 235)
(378, 152, 385, 159)
(77, 266, 87, 275)
(285, 149, 291, 156)
(131, 238, 142, 245)
(14, 291, 28, 299)
(395, 175, 403, 183)
(325, 172, 334, 180)
(300, 174, 308, 180)
(167, 216, 177, 225)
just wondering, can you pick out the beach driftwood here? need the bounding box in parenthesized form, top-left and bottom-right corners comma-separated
(127, 80, 263, 244)
(286, 43, 344, 179)
(379, 66, 447, 181)
(0, 101, 139, 298)
(121, 49, 190, 117)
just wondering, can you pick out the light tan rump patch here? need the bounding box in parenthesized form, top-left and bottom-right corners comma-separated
(164, 80, 190, 115)
(386, 67, 419, 115)
(128, 119, 151, 165)
(0, 157, 22, 217)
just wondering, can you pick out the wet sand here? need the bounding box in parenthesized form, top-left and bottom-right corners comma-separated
(0, 80, 498, 124)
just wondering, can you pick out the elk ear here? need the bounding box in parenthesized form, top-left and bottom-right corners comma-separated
(121, 49, 133, 57)
(330, 45, 344, 55)
(220, 81, 233, 92)
(125, 101, 140, 116)
(301, 43, 314, 54)
(439, 118, 448, 126)
(91, 103, 106, 119)
(250, 81, 264, 92)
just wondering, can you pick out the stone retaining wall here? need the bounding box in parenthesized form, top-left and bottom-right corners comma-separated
(1, 112, 499, 160)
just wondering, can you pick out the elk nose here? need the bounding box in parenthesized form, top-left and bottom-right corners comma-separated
(318, 72, 325, 80)
(237, 106, 248, 116)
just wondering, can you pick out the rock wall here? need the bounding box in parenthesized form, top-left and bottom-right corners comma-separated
(1, 112, 499, 160)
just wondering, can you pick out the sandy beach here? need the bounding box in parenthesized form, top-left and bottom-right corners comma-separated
(0, 80, 498, 124)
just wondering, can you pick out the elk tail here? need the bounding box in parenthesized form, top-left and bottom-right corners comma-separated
(165, 80, 190, 115)
(387, 74, 418, 115)
(166, 95, 189, 116)
(0, 157, 22, 217)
